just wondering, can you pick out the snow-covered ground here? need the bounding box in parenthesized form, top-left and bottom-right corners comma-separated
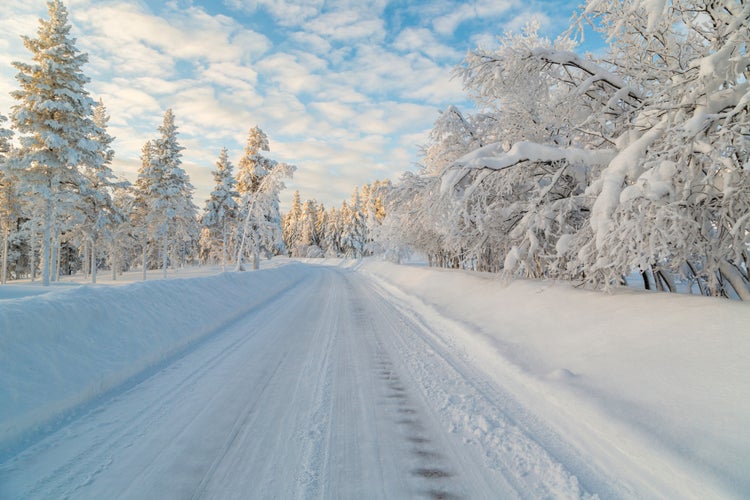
(0, 258, 748, 498)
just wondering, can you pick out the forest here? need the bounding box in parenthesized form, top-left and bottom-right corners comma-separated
(1, 0, 749, 299)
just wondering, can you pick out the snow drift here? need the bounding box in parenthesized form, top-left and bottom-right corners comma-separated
(0, 264, 306, 459)
(358, 260, 750, 497)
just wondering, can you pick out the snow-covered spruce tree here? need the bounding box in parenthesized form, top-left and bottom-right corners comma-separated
(199, 147, 238, 270)
(576, 0, 750, 298)
(148, 109, 197, 278)
(323, 205, 343, 257)
(234, 126, 294, 270)
(282, 190, 303, 256)
(76, 98, 126, 283)
(10, 0, 100, 286)
(0, 113, 19, 284)
(106, 184, 134, 280)
(132, 140, 156, 280)
(301, 199, 321, 253)
(340, 188, 367, 258)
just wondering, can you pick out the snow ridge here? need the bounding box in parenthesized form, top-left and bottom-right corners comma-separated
(0, 264, 306, 460)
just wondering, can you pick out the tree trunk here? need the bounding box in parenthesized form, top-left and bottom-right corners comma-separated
(1, 230, 8, 284)
(83, 239, 89, 278)
(91, 237, 97, 284)
(111, 239, 117, 281)
(30, 232, 36, 282)
(142, 238, 148, 281)
(252, 239, 260, 271)
(235, 210, 250, 272)
(719, 260, 750, 300)
(162, 232, 168, 279)
(41, 197, 52, 286)
(655, 269, 675, 293)
(52, 232, 60, 283)
(221, 220, 227, 272)
(685, 261, 706, 296)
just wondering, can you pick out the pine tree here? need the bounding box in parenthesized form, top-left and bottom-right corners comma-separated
(200, 148, 238, 270)
(10, 0, 100, 286)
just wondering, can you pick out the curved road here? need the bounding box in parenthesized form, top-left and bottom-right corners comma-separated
(1, 265, 625, 499)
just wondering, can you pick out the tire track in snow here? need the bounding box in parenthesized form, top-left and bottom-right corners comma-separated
(354, 273, 598, 499)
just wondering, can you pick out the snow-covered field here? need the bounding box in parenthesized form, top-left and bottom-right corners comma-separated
(0, 258, 748, 498)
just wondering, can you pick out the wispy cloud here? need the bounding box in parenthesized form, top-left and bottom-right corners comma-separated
(0, 0, 585, 209)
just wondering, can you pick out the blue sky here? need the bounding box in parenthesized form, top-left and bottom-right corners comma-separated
(0, 0, 592, 210)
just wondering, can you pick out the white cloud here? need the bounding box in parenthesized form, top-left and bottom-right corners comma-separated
(393, 27, 462, 61)
(256, 52, 324, 94)
(307, 10, 384, 41)
(225, 0, 324, 26)
(433, 0, 518, 36)
(309, 101, 357, 124)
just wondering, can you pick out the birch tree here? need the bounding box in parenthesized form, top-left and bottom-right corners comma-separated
(234, 126, 293, 270)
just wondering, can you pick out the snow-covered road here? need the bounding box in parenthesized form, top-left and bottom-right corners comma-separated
(1, 263, 744, 498)
(0, 265, 589, 499)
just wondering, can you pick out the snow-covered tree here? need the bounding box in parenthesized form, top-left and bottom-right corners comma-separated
(0, 113, 19, 284)
(381, 2, 750, 299)
(234, 126, 294, 270)
(576, 0, 750, 297)
(76, 98, 125, 283)
(282, 190, 303, 256)
(200, 148, 238, 270)
(146, 109, 197, 278)
(235, 161, 295, 270)
(132, 140, 155, 280)
(323, 205, 343, 257)
(236, 126, 274, 195)
(10, 0, 100, 286)
(105, 184, 134, 280)
(340, 188, 367, 258)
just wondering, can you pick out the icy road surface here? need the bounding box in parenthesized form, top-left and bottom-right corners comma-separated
(2, 265, 628, 499)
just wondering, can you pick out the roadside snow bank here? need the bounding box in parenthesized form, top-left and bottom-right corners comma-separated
(358, 259, 750, 497)
(0, 264, 305, 458)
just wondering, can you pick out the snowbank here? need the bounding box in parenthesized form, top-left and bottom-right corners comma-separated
(358, 259, 750, 497)
(0, 264, 306, 459)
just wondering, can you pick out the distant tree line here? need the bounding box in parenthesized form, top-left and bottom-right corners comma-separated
(280, 181, 389, 259)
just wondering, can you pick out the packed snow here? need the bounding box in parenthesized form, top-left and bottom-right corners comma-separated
(0, 258, 748, 498)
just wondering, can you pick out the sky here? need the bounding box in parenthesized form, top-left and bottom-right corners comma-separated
(0, 0, 592, 210)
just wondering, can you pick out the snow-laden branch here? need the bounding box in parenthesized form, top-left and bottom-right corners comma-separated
(589, 118, 668, 249)
(441, 141, 615, 194)
(529, 48, 642, 104)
